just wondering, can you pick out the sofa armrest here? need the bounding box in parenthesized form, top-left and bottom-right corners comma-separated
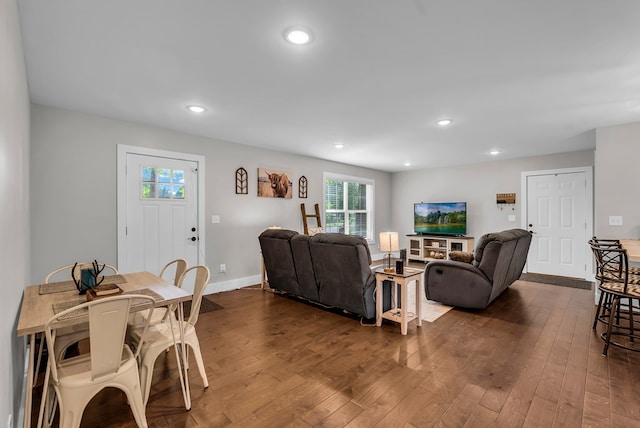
(424, 260, 493, 309)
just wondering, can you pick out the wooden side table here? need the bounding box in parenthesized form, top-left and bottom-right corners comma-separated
(375, 267, 424, 335)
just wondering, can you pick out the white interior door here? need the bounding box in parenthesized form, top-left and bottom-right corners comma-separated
(117, 146, 204, 277)
(524, 170, 589, 278)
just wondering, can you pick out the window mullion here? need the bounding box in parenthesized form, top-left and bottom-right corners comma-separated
(343, 182, 350, 235)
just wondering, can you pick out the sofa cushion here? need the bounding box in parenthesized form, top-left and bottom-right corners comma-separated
(308, 233, 376, 318)
(309, 233, 372, 264)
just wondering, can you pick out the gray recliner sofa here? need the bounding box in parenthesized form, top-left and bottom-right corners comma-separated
(424, 228, 532, 309)
(259, 228, 388, 319)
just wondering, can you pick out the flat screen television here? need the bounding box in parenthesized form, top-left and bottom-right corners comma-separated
(414, 202, 467, 236)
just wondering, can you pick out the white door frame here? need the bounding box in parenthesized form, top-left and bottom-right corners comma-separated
(117, 144, 205, 272)
(520, 166, 594, 280)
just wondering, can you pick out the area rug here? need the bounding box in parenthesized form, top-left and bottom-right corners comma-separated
(406, 289, 454, 322)
(183, 295, 224, 317)
(519, 272, 593, 290)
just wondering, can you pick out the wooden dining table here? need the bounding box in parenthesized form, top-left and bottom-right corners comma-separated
(16, 271, 193, 428)
(621, 239, 640, 263)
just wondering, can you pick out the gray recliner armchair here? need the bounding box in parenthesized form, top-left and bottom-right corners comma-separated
(424, 228, 532, 309)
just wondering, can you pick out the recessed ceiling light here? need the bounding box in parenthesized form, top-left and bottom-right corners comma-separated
(404, 162, 411, 167)
(334, 143, 344, 149)
(490, 149, 501, 155)
(284, 26, 313, 45)
(436, 118, 453, 126)
(186, 105, 206, 113)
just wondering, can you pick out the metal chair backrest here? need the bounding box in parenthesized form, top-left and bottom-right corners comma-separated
(45, 294, 155, 382)
(589, 240, 629, 288)
(176, 265, 210, 326)
(45, 262, 118, 284)
(159, 259, 188, 286)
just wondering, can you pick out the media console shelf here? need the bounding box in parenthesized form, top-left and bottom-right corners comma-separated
(407, 235, 475, 263)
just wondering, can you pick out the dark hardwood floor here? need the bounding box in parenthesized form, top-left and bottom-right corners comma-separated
(32, 280, 640, 427)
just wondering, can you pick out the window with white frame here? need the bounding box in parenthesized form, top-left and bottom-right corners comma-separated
(323, 173, 374, 241)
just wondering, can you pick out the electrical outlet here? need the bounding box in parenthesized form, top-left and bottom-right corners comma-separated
(211, 215, 220, 224)
(219, 264, 226, 273)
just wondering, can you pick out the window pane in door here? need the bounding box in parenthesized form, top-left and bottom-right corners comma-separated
(158, 184, 171, 198)
(173, 185, 185, 199)
(173, 170, 185, 184)
(142, 183, 155, 198)
(142, 167, 156, 182)
(158, 168, 171, 183)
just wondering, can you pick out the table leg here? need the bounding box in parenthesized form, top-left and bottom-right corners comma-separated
(24, 334, 35, 428)
(401, 280, 408, 335)
(376, 278, 383, 327)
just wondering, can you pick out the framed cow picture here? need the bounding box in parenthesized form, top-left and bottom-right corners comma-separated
(257, 168, 293, 199)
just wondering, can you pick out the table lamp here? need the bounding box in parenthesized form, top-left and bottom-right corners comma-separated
(379, 231, 399, 273)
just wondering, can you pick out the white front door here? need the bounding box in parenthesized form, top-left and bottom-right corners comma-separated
(117, 146, 204, 277)
(524, 170, 589, 278)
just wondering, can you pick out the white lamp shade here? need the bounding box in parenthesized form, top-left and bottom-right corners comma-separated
(379, 232, 399, 252)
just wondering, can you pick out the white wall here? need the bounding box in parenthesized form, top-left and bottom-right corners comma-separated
(1, 0, 31, 426)
(595, 122, 640, 238)
(391, 150, 595, 246)
(30, 105, 392, 288)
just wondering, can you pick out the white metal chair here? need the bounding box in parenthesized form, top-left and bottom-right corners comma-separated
(129, 259, 188, 327)
(34, 262, 120, 384)
(41, 294, 154, 428)
(45, 262, 119, 285)
(128, 265, 210, 405)
(159, 258, 188, 285)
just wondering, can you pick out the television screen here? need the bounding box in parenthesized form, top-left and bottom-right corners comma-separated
(414, 202, 467, 236)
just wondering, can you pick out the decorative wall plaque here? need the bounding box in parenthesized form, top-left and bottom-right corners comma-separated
(298, 176, 308, 198)
(235, 167, 248, 194)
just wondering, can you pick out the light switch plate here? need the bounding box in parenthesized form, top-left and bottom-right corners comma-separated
(211, 215, 220, 224)
(508, 215, 516, 222)
(609, 216, 623, 226)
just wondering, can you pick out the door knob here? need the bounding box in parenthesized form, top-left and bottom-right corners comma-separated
(189, 236, 197, 241)
(191, 227, 196, 232)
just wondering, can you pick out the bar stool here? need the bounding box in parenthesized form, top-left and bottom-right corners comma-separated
(590, 242, 640, 355)
(590, 238, 640, 331)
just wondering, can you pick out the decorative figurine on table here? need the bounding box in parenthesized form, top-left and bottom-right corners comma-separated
(71, 260, 105, 295)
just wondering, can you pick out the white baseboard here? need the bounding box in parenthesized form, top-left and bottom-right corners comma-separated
(204, 274, 261, 295)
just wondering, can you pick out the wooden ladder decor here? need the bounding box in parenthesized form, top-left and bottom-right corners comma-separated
(301, 203, 322, 235)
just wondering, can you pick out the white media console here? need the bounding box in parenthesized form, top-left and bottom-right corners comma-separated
(407, 234, 475, 263)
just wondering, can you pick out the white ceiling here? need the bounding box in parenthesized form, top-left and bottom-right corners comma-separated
(17, 1, 640, 172)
